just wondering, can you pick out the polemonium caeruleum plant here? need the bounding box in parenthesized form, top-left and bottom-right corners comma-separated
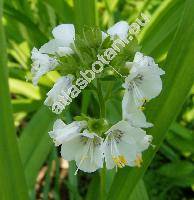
(31, 21, 164, 174)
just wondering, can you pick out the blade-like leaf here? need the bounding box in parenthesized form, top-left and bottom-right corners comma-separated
(107, 1, 194, 199)
(158, 161, 194, 178)
(129, 180, 149, 200)
(140, 0, 184, 60)
(44, 0, 74, 22)
(4, 3, 47, 46)
(0, 0, 29, 199)
(12, 99, 41, 113)
(9, 78, 42, 100)
(19, 106, 56, 189)
(74, 0, 98, 29)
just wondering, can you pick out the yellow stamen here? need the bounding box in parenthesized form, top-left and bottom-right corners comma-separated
(135, 154, 143, 168)
(112, 155, 127, 168)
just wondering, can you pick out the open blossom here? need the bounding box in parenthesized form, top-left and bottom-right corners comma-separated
(40, 24, 75, 56)
(49, 120, 104, 173)
(103, 121, 152, 169)
(31, 48, 58, 85)
(44, 75, 74, 114)
(123, 52, 165, 109)
(102, 21, 129, 42)
(122, 92, 153, 128)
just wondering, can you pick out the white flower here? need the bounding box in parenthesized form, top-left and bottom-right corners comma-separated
(123, 52, 165, 109)
(44, 75, 74, 114)
(40, 24, 75, 56)
(49, 119, 87, 146)
(103, 121, 152, 169)
(50, 120, 104, 173)
(31, 48, 58, 85)
(107, 21, 129, 41)
(122, 92, 153, 128)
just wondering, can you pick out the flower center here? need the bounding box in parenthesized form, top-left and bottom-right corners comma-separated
(134, 74, 144, 84)
(80, 135, 88, 145)
(80, 135, 101, 147)
(127, 74, 143, 91)
(108, 129, 123, 143)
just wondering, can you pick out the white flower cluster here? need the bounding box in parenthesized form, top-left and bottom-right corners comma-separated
(49, 50, 164, 173)
(49, 119, 152, 173)
(31, 20, 164, 173)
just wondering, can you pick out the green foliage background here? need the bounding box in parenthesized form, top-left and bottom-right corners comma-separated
(0, 0, 194, 199)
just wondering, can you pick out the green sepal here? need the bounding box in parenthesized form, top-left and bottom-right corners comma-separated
(74, 114, 109, 137)
(87, 118, 109, 136)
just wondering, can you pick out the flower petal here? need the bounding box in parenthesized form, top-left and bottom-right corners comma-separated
(103, 142, 115, 169)
(44, 75, 73, 111)
(57, 47, 74, 56)
(131, 52, 165, 76)
(107, 21, 129, 41)
(117, 141, 137, 164)
(53, 119, 66, 130)
(122, 92, 153, 128)
(138, 69, 163, 100)
(52, 24, 75, 46)
(61, 135, 82, 161)
(31, 48, 58, 85)
(75, 139, 103, 173)
(39, 39, 61, 54)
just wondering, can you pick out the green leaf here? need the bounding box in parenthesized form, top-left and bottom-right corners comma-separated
(44, 0, 74, 22)
(158, 161, 194, 178)
(140, 0, 184, 60)
(86, 174, 100, 200)
(9, 78, 42, 100)
(129, 180, 149, 200)
(74, 0, 98, 29)
(0, 0, 29, 199)
(170, 122, 194, 140)
(166, 130, 194, 155)
(43, 149, 54, 199)
(12, 99, 41, 113)
(19, 106, 56, 189)
(4, 3, 47, 46)
(107, 1, 194, 199)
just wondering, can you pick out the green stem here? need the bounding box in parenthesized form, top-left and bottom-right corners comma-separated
(100, 165, 106, 200)
(104, 82, 114, 101)
(97, 79, 105, 118)
(73, 2, 106, 200)
(97, 79, 106, 200)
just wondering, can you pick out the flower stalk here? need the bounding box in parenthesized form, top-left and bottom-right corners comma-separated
(97, 79, 106, 119)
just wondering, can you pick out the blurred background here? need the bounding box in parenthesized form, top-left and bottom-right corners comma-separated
(1, 0, 194, 199)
